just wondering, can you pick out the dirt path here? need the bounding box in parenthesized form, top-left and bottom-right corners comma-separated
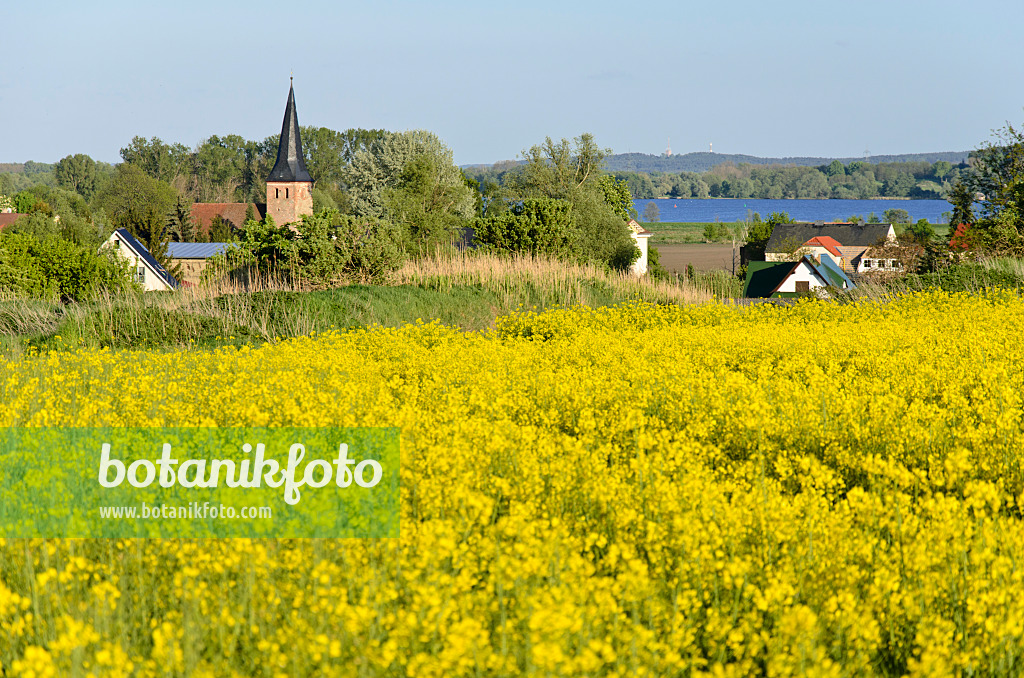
(654, 244, 738, 273)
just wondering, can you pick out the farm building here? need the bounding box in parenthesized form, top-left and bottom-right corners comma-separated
(744, 254, 855, 299)
(765, 222, 896, 273)
(167, 242, 231, 286)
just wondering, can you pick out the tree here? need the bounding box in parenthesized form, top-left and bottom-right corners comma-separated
(595, 175, 637, 221)
(504, 133, 609, 201)
(744, 211, 793, 261)
(120, 136, 191, 184)
(341, 130, 475, 222)
(54, 154, 98, 199)
(383, 154, 475, 254)
(826, 160, 846, 177)
(94, 163, 179, 270)
(501, 133, 637, 269)
(882, 171, 915, 197)
(473, 198, 578, 258)
(904, 219, 936, 245)
(642, 202, 661, 223)
(883, 208, 911, 224)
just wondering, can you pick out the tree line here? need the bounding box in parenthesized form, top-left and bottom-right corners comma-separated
(0, 128, 646, 296)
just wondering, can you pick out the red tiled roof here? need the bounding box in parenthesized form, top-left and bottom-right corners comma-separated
(803, 236, 843, 257)
(0, 213, 27, 230)
(190, 203, 265, 237)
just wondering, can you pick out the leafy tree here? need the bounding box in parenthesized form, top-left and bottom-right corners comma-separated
(950, 120, 1024, 254)
(642, 202, 661, 223)
(0, 231, 131, 300)
(596, 176, 638, 221)
(501, 133, 637, 269)
(95, 164, 177, 228)
(341, 130, 475, 223)
(54, 154, 98, 199)
(120, 136, 192, 184)
(882, 171, 915, 197)
(383, 154, 473, 254)
(228, 211, 403, 285)
(933, 160, 953, 180)
(883, 208, 911, 224)
(473, 198, 578, 258)
(826, 160, 846, 177)
(504, 134, 609, 201)
(904, 219, 936, 245)
(744, 211, 794, 260)
(94, 164, 179, 270)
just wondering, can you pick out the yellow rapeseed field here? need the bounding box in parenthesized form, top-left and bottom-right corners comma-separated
(2, 290, 1024, 676)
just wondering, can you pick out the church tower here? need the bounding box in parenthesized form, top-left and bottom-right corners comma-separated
(266, 78, 313, 225)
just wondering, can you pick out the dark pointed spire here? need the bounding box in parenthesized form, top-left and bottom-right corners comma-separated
(268, 79, 312, 183)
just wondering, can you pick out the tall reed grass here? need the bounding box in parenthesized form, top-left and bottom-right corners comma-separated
(0, 252, 716, 353)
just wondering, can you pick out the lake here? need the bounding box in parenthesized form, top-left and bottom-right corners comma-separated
(633, 198, 953, 224)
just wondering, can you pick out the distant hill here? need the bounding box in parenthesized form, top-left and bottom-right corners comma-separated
(604, 151, 970, 173)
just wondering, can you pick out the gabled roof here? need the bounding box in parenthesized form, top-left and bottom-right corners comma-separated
(267, 80, 312, 183)
(766, 223, 893, 252)
(744, 260, 800, 298)
(811, 254, 855, 289)
(744, 255, 854, 298)
(803, 236, 842, 258)
(166, 242, 231, 259)
(112, 228, 179, 289)
(190, 203, 264, 236)
(627, 218, 652, 236)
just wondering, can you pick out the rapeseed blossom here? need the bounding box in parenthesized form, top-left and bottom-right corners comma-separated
(1, 290, 1024, 675)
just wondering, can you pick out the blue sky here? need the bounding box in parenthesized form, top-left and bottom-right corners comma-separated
(4, 0, 1023, 165)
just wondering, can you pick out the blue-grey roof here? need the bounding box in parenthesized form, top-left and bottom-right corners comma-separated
(114, 228, 179, 289)
(166, 242, 231, 259)
(811, 255, 856, 289)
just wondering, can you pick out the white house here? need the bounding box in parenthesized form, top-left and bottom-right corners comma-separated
(744, 255, 856, 298)
(765, 223, 896, 272)
(102, 229, 179, 291)
(627, 219, 653, 276)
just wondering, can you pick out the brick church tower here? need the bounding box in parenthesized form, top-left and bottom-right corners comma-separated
(266, 79, 313, 225)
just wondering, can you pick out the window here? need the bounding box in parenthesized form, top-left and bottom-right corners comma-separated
(275, 188, 279, 199)
(285, 188, 289, 199)
(136, 266, 146, 284)
(795, 280, 810, 293)
(863, 259, 872, 268)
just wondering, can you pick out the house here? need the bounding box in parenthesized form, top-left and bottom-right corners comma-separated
(765, 222, 896, 272)
(744, 254, 855, 299)
(102, 229, 179, 291)
(627, 219, 653, 275)
(799, 236, 844, 267)
(167, 242, 231, 286)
